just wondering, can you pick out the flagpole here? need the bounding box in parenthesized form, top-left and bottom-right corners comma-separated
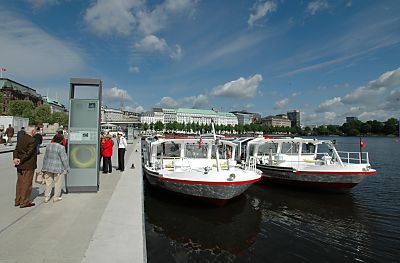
(359, 137, 363, 163)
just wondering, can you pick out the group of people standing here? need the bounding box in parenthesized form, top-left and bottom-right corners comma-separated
(12, 126, 128, 208)
(100, 131, 127, 173)
(13, 127, 69, 208)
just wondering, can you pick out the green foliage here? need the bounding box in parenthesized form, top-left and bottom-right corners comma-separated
(154, 121, 164, 131)
(34, 105, 52, 125)
(8, 100, 35, 124)
(51, 112, 69, 127)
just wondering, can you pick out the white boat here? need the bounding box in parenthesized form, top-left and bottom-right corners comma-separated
(245, 137, 376, 190)
(143, 135, 261, 205)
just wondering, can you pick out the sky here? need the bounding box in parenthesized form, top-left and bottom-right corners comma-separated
(0, 0, 399, 125)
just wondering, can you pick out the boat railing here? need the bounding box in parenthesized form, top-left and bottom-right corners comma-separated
(336, 151, 370, 164)
(245, 156, 257, 172)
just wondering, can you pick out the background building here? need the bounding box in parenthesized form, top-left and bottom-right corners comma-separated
(230, 111, 258, 125)
(0, 78, 43, 113)
(42, 96, 67, 113)
(261, 115, 291, 127)
(140, 108, 238, 126)
(287, 110, 301, 127)
(346, 116, 358, 123)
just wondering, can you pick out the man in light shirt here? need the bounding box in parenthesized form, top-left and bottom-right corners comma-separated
(117, 132, 127, 171)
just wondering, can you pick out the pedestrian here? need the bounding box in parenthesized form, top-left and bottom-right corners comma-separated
(13, 127, 37, 208)
(101, 134, 113, 174)
(117, 132, 127, 171)
(41, 134, 70, 203)
(99, 130, 105, 169)
(51, 130, 67, 150)
(6, 124, 14, 145)
(16, 127, 25, 144)
(33, 127, 43, 155)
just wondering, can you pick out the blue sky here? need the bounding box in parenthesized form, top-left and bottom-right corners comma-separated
(1, 0, 399, 125)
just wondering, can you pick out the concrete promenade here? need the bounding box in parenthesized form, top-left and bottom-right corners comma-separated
(0, 139, 146, 263)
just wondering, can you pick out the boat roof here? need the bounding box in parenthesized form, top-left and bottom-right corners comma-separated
(147, 137, 238, 147)
(247, 137, 332, 145)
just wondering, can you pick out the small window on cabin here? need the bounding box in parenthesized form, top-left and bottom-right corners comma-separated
(211, 144, 227, 159)
(281, 142, 300, 154)
(185, 143, 208, 158)
(164, 142, 181, 157)
(258, 143, 278, 155)
(302, 143, 316, 154)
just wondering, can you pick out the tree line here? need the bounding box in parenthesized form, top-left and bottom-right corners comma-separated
(140, 118, 399, 137)
(2, 100, 69, 127)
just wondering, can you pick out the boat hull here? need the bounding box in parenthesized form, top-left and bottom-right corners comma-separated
(144, 168, 259, 205)
(257, 164, 376, 190)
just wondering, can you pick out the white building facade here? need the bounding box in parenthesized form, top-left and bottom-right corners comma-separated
(140, 108, 238, 126)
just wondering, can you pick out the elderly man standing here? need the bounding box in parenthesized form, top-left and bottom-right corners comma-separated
(13, 127, 37, 208)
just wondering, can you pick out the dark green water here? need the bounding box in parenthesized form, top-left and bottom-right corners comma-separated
(144, 137, 400, 262)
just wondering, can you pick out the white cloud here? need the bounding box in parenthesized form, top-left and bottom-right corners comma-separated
(307, 0, 330, 15)
(170, 44, 183, 60)
(274, 98, 289, 110)
(135, 35, 168, 52)
(157, 94, 208, 108)
(248, 1, 277, 27)
(324, 112, 337, 122)
(211, 74, 263, 98)
(315, 97, 343, 112)
(0, 10, 85, 79)
(84, 0, 143, 36)
(104, 87, 133, 102)
(84, 0, 196, 36)
(27, 0, 60, 9)
(122, 105, 145, 113)
(305, 68, 400, 125)
(129, 66, 140, 73)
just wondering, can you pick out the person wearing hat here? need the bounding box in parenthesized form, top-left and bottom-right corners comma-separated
(117, 132, 127, 171)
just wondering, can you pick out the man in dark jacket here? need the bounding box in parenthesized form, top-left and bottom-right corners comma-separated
(13, 127, 37, 208)
(5, 124, 14, 145)
(33, 127, 43, 155)
(16, 127, 25, 144)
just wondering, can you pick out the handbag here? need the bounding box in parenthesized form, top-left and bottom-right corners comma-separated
(34, 171, 45, 184)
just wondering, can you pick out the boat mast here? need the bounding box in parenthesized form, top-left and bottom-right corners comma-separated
(211, 120, 220, 172)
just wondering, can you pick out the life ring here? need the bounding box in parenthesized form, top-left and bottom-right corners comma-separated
(70, 145, 97, 168)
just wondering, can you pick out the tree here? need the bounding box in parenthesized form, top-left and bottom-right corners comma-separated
(51, 112, 69, 127)
(383, 118, 398, 135)
(8, 100, 35, 124)
(8, 100, 34, 117)
(34, 105, 52, 125)
(154, 121, 164, 132)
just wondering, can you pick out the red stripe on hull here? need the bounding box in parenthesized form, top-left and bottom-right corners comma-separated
(159, 177, 261, 185)
(262, 176, 358, 189)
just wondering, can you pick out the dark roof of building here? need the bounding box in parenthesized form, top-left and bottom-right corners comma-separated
(0, 78, 42, 98)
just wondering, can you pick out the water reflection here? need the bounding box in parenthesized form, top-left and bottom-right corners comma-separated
(245, 184, 376, 262)
(145, 180, 262, 262)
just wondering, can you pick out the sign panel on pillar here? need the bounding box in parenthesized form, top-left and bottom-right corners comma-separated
(67, 78, 102, 193)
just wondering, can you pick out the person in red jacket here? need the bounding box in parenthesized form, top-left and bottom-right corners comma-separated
(101, 135, 113, 174)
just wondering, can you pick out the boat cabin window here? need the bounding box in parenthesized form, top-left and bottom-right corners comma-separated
(258, 143, 278, 155)
(185, 143, 208, 158)
(163, 142, 181, 157)
(248, 144, 256, 157)
(281, 142, 300, 154)
(302, 142, 316, 154)
(211, 144, 232, 159)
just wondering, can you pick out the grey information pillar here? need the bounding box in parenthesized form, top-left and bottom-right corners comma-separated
(66, 78, 102, 193)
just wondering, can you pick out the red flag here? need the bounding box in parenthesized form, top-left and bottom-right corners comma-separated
(360, 138, 366, 148)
